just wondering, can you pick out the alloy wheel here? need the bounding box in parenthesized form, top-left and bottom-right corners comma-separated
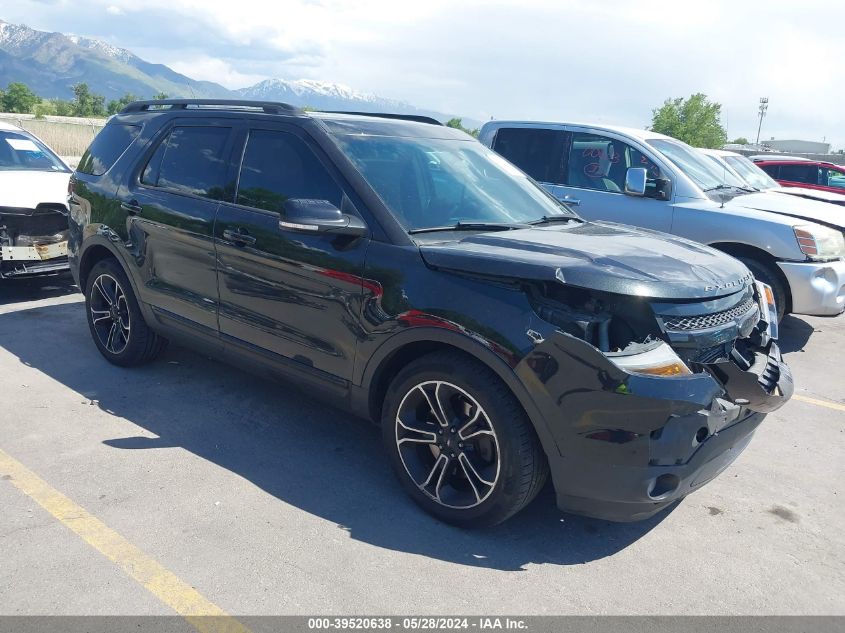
(89, 273, 131, 354)
(395, 380, 501, 509)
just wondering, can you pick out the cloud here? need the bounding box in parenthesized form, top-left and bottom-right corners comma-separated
(2, 0, 841, 147)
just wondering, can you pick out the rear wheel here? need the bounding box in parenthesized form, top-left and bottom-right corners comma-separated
(737, 256, 787, 322)
(85, 258, 166, 366)
(381, 351, 548, 527)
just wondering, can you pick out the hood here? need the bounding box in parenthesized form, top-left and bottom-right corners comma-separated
(0, 171, 71, 209)
(419, 221, 752, 300)
(771, 187, 845, 206)
(724, 191, 844, 230)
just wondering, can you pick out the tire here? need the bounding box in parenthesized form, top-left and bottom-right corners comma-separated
(737, 256, 787, 322)
(84, 258, 167, 366)
(381, 351, 548, 528)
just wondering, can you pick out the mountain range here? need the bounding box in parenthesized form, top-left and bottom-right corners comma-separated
(0, 19, 460, 122)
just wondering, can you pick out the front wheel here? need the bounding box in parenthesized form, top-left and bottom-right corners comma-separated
(84, 258, 166, 366)
(737, 257, 787, 322)
(381, 351, 548, 527)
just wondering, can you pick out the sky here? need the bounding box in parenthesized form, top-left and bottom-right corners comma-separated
(4, 0, 842, 148)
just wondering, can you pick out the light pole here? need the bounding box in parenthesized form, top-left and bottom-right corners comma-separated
(755, 97, 769, 145)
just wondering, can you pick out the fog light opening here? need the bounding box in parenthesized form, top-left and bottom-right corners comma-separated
(695, 427, 709, 444)
(649, 474, 680, 499)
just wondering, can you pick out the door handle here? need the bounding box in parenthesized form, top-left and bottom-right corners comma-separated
(223, 227, 257, 247)
(120, 200, 142, 215)
(560, 196, 581, 206)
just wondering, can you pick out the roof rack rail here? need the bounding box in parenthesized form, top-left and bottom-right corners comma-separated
(319, 111, 443, 126)
(120, 99, 301, 115)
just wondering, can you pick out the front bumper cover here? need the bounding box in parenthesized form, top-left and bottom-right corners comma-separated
(519, 335, 793, 522)
(777, 259, 845, 316)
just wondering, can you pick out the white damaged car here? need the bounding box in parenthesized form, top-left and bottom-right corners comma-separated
(0, 120, 72, 279)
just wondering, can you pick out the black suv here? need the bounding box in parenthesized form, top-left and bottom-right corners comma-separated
(69, 100, 793, 526)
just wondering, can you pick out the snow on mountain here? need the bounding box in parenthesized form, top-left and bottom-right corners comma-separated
(66, 34, 137, 64)
(236, 78, 414, 112)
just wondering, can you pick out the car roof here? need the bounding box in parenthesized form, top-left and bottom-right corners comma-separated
(750, 155, 814, 162)
(481, 120, 674, 142)
(0, 119, 23, 132)
(753, 157, 835, 166)
(115, 99, 468, 141)
(698, 148, 740, 158)
(309, 111, 468, 140)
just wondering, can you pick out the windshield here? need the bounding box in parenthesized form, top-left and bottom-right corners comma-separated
(0, 130, 68, 173)
(724, 155, 780, 190)
(703, 154, 748, 188)
(332, 134, 577, 231)
(647, 138, 732, 191)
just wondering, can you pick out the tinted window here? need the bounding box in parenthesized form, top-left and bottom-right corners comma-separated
(492, 127, 567, 184)
(777, 163, 819, 184)
(77, 123, 139, 176)
(141, 126, 231, 199)
(236, 129, 342, 212)
(569, 133, 665, 193)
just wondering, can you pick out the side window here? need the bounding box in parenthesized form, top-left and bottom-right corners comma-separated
(823, 167, 845, 189)
(757, 163, 780, 179)
(77, 123, 140, 176)
(236, 129, 342, 213)
(491, 128, 567, 184)
(567, 133, 663, 194)
(141, 126, 232, 200)
(778, 163, 817, 184)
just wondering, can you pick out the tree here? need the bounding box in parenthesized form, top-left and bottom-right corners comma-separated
(731, 137, 749, 145)
(51, 99, 74, 116)
(650, 93, 727, 149)
(71, 83, 106, 117)
(446, 117, 479, 138)
(2, 82, 39, 113)
(107, 93, 139, 115)
(152, 92, 169, 100)
(33, 100, 57, 119)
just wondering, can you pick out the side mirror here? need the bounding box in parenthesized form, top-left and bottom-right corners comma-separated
(624, 167, 647, 197)
(280, 199, 368, 237)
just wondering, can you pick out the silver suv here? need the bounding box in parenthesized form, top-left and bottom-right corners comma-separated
(479, 121, 845, 319)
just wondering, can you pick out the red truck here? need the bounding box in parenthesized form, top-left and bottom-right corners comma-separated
(753, 157, 845, 196)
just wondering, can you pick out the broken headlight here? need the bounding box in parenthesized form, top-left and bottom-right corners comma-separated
(606, 341, 692, 377)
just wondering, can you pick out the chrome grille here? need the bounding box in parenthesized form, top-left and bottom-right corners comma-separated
(662, 298, 758, 332)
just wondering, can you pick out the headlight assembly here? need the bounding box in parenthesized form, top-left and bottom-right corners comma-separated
(606, 342, 691, 377)
(793, 224, 845, 261)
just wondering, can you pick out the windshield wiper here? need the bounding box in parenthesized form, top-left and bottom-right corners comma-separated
(408, 222, 526, 235)
(527, 215, 578, 226)
(704, 184, 755, 193)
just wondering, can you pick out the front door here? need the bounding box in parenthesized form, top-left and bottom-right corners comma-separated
(555, 131, 674, 233)
(214, 125, 370, 382)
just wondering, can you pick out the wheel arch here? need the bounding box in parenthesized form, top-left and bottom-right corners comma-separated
(356, 329, 558, 460)
(709, 241, 793, 313)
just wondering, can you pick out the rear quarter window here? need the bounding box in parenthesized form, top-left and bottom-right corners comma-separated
(77, 123, 141, 176)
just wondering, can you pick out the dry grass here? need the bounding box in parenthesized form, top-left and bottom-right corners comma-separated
(0, 113, 104, 158)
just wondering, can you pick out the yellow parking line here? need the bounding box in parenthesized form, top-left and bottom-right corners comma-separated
(0, 448, 250, 633)
(792, 394, 845, 413)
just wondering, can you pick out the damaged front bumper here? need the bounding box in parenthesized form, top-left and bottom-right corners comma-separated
(0, 206, 70, 279)
(518, 334, 793, 522)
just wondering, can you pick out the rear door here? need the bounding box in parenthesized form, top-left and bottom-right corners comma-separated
(118, 119, 238, 334)
(214, 123, 370, 382)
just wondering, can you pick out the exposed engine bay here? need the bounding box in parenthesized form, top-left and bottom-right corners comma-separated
(0, 205, 70, 279)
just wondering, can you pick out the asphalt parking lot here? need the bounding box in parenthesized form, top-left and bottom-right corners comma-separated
(0, 274, 843, 617)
